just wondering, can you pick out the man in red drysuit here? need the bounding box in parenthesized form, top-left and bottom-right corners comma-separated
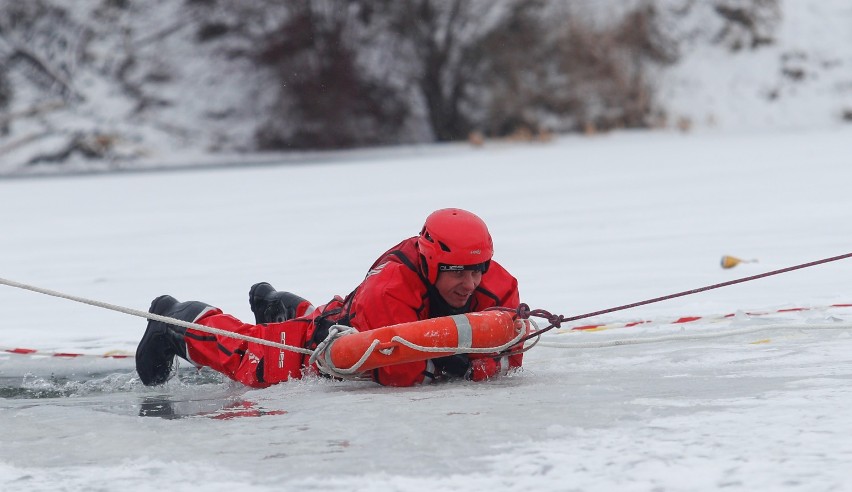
(136, 208, 523, 388)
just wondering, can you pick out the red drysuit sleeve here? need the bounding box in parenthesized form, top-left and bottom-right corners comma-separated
(349, 263, 432, 387)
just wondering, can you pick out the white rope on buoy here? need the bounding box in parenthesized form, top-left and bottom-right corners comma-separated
(309, 320, 532, 379)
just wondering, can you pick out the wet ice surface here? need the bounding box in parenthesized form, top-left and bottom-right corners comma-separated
(2, 128, 852, 490)
(3, 314, 852, 491)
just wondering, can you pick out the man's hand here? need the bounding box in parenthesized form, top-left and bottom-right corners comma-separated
(432, 354, 472, 379)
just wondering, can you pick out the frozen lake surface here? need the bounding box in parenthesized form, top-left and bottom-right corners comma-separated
(2, 127, 852, 491)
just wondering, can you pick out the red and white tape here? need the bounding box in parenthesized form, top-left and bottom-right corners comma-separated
(558, 303, 852, 333)
(1, 347, 133, 359)
(3, 304, 851, 358)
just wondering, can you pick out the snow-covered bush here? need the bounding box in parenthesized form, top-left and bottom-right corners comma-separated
(712, 0, 781, 51)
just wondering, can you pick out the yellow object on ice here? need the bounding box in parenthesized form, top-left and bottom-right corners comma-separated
(721, 255, 758, 269)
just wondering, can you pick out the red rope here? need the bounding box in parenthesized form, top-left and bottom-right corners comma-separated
(516, 251, 852, 343)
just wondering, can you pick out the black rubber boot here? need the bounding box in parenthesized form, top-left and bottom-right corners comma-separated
(135, 295, 214, 386)
(249, 282, 309, 324)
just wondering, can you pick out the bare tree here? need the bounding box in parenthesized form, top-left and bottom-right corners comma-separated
(379, 0, 546, 141)
(0, 1, 89, 102)
(190, 0, 681, 148)
(0, 68, 11, 134)
(241, 1, 409, 149)
(0, 67, 10, 109)
(551, 2, 677, 132)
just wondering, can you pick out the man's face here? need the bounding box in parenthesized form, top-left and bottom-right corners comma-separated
(434, 269, 483, 308)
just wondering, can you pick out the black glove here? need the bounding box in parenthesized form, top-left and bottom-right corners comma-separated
(308, 316, 336, 349)
(431, 354, 472, 379)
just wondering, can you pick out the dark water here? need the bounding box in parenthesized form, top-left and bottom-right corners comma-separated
(0, 364, 260, 419)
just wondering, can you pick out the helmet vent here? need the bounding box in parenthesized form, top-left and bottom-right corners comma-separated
(438, 241, 452, 252)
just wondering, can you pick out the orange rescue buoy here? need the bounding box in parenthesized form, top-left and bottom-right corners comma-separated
(326, 310, 523, 373)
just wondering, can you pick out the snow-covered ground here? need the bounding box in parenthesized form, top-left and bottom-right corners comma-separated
(2, 0, 851, 173)
(660, 0, 852, 133)
(2, 126, 852, 491)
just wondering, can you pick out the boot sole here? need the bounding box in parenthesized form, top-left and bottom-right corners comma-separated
(149, 294, 179, 316)
(249, 282, 275, 322)
(136, 295, 180, 386)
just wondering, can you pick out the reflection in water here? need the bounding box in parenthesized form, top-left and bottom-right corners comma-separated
(139, 396, 286, 420)
(1, 371, 286, 420)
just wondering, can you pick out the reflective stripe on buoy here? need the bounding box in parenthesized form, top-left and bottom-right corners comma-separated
(452, 314, 473, 349)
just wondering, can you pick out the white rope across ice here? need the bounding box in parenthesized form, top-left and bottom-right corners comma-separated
(0, 276, 313, 356)
(0, 277, 527, 367)
(5, 276, 850, 370)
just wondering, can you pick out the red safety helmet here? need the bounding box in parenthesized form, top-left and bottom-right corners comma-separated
(418, 208, 494, 284)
